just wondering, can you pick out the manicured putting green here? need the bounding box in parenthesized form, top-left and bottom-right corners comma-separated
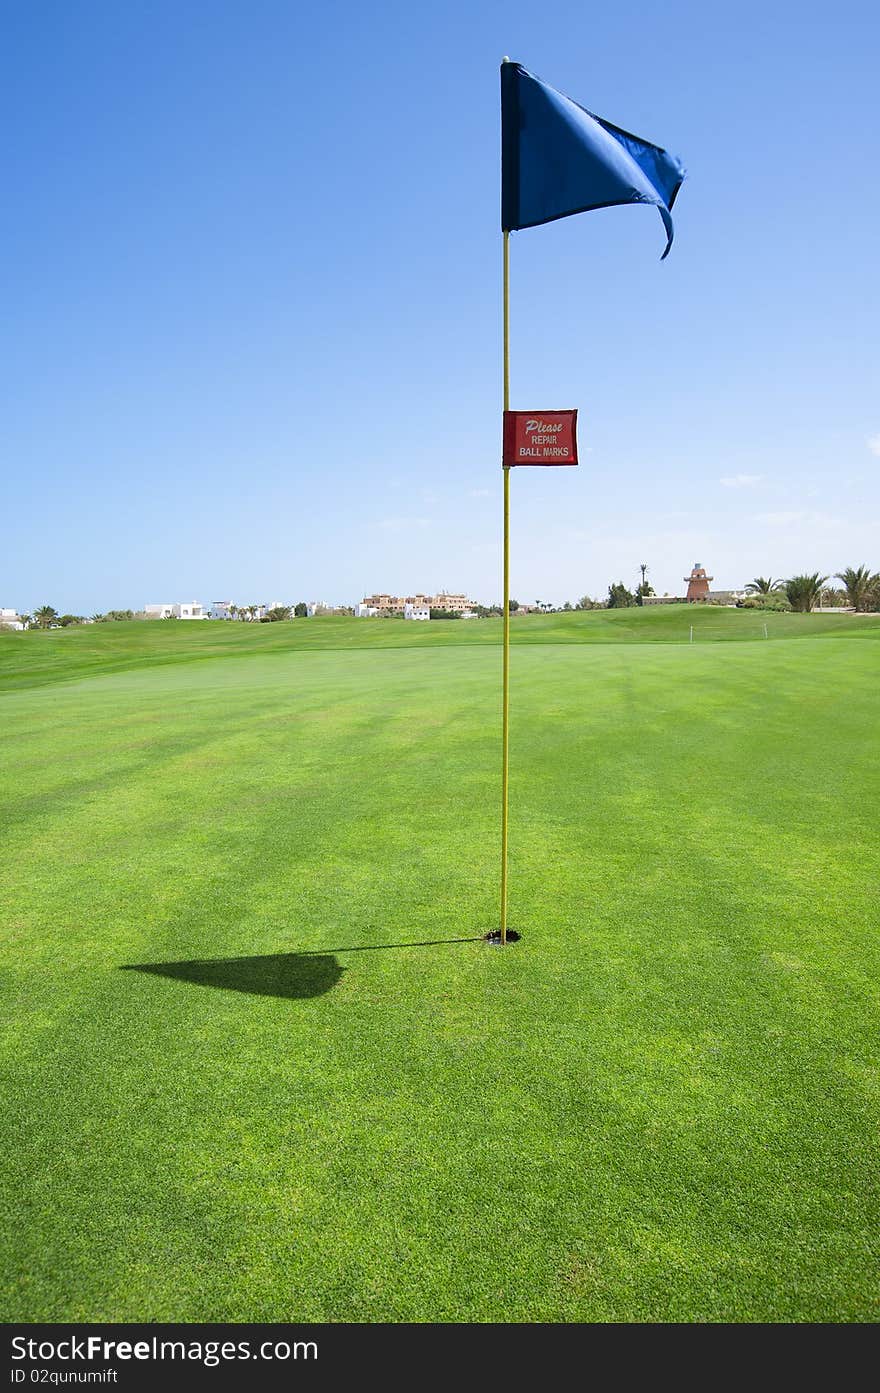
(1, 611, 877, 1320)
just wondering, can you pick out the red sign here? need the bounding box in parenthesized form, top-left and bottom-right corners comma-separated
(503, 410, 578, 467)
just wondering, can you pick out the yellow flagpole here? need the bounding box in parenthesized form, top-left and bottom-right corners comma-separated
(500, 228, 511, 945)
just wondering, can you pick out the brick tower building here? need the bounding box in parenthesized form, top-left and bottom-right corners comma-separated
(685, 562, 713, 602)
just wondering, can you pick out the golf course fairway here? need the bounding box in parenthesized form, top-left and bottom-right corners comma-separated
(1, 609, 877, 1321)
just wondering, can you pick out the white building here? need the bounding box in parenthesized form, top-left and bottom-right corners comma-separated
(0, 608, 23, 630)
(404, 603, 430, 621)
(210, 601, 234, 620)
(145, 603, 207, 620)
(355, 603, 378, 617)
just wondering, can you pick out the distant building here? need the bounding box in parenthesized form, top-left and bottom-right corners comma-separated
(0, 608, 23, 630)
(644, 570, 748, 607)
(210, 601, 234, 620)
(685, 564, 713, 602)
(360, 589, 479, 616)
(404, 603, 430, 621)
(145, 602, 207, 620)
(361, 593, 401, 615)
(428, 591, 472, 614)
(355, 603, 378, 617)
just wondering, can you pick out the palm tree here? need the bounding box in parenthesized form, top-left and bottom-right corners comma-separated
(229, 605, 238, 621)
(819, 587, 845, 609)
(34, 605, 58, 629)
(836, 565, 880, 612)
(635, 562, 654, 604)
(18, 613, 32, 630)
(784, 574, 828, 613)
(745, 577, 784, 594)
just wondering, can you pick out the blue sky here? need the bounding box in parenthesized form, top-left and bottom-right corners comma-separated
(3, 0, 878, 612)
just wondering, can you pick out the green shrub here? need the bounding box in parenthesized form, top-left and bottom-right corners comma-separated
(737, 595, 791, 612)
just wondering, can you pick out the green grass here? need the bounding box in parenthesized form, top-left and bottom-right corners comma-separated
(1, 612, 878, 1321)
(1, 605, 874, 693)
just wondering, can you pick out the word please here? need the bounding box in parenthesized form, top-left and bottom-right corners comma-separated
(524, 419, 564, 433)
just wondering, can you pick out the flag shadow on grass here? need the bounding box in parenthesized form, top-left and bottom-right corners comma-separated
(121, 938, 482, 1002)
(121, 952, 343, 1001)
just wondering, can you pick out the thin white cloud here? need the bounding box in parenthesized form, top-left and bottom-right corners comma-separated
(867, 434, 880, 457)
(720, 473, 763, 488)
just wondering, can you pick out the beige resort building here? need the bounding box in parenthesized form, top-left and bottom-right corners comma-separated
(358, 591, 477, 618)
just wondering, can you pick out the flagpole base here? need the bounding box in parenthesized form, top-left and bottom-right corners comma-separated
(483, 929, 521, 945)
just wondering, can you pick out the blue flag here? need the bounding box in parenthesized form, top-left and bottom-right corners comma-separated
(501, 61, 685, 258)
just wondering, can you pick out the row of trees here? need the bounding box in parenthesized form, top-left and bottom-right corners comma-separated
(595, 561, 656, 609)
(17, 606, 86, 629)
(744, 566, 880, 613)
(242, 604, 356, 620)
(224, 603, 308, 621)
(599, 563, 880, 614)
(9, 607, 138, 629)
(13, 604, 320, 629)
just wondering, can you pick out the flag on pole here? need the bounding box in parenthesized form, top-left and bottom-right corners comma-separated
(493, 59, 685, 946)
(501, 61, 685, 257)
